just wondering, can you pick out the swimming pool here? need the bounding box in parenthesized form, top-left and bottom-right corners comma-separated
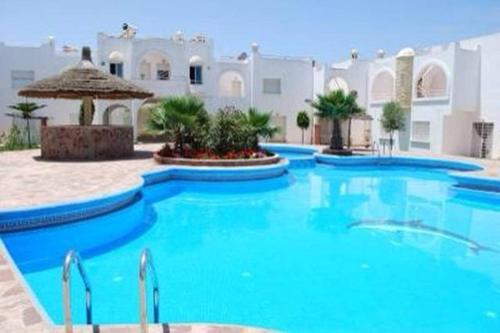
(2, 163, 500, 332)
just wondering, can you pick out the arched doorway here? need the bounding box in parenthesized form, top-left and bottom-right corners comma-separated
(327, 77, 349, 93)
(103, 104, 132, 126)
(218, 71, 245, 97)
(371, 70, 394, 102)
(136, 98, 165, 142)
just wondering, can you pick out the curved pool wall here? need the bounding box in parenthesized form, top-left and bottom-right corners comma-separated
(315, 154, 484, 171)
(0, 182, 143, 232)
(0, 161, 289, 232)
(260, 143, 318, 168)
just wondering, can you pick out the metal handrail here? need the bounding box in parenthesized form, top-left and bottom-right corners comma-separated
(62, 250, 92, 333)
(139, 248, 160, 333)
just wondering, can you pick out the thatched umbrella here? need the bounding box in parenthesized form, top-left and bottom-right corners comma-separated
(18, 46, 153, 125)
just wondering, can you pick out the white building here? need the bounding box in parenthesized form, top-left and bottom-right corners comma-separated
(318, 34, 500, 159)
(1, 29, 500, 158)
(0, 29, 314, 144)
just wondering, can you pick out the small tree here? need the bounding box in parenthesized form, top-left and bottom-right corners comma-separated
(381, 101, 405, 153)
(147, 95, 208, 156)
(296, 111, 310, 144)
(8, 102, 46, 147)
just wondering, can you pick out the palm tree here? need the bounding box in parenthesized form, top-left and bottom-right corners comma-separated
(296, 110, 310, 144)
(381, 101, 405, 154)
(246, 107, 279, 145)
(8, 102, 46, 147)
(311, 90, 349, 150)
(344, 91, 365, 149)
(147, 96, 208, 155)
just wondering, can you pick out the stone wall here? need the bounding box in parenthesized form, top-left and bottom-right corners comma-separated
(41, 125, 134, 160)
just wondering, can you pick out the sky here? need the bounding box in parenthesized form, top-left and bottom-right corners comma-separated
(1, 0, 500, 63)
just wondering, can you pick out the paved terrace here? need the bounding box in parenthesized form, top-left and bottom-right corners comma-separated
(1, 144, 499, 210)
(0, 144, 499, 332)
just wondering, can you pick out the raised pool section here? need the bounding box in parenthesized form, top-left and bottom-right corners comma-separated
(261, 143, 318, 168)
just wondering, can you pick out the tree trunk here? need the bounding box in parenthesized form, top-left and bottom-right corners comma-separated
(347, 118, 352, 149)
(82, 97, 93, 126)
(330, 118, 343, 150)
(389, 132, 394, 156)
(301, 129, 304, 144)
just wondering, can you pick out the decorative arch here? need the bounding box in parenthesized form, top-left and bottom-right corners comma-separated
(136, 98, 162, 139)
(218, 71, 245, 97)
(371, 70, 395, 102)
(103, 104, 132, 126)
(108, 51, 124, 63)
(189, 55, 204, 65)
(327, 77, 349, 93)
(137, 50, 171, 80)
(415, 62, 448, 98)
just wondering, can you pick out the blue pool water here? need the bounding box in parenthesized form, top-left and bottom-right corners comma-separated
(3, 165, 500, 332)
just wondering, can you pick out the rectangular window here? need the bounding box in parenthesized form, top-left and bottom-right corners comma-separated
(263, 78, 281, 94)
(190, 66, 203, 85)
(411, 121, 430, 142)
(11, 70, 34, 89)
(109, 63, 123, 78)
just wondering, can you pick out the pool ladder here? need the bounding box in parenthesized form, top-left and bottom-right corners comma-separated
(62, 248, 160, 333)
(139, 248, 160, 333)
(62, 250, 92, 333)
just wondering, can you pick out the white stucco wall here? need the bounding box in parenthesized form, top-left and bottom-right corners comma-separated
(0, 40, 80, 133)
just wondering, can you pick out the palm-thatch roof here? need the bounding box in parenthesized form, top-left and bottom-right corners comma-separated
(18, 47, 153, 100)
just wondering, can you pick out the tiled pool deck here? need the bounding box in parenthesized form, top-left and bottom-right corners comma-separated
(0, 144, 499, 332)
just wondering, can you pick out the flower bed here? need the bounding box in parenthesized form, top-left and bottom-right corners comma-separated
(154, 146, 281, 166)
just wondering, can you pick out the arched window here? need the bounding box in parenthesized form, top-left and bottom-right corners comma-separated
(327, 77, 349, 93)
(138, 51, 170, 81)
(189, 55, 203, 85)
(218, 71, 244, 97)
(108, 51, 124, 78)
(415, 63, 448, 98)
(371, 71, 394, 102)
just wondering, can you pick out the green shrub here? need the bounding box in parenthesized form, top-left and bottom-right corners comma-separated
(209, 107, 254, 155)
(0, 125, 29, 151)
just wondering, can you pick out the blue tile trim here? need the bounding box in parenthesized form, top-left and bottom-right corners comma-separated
(0, 182, 143, 232)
